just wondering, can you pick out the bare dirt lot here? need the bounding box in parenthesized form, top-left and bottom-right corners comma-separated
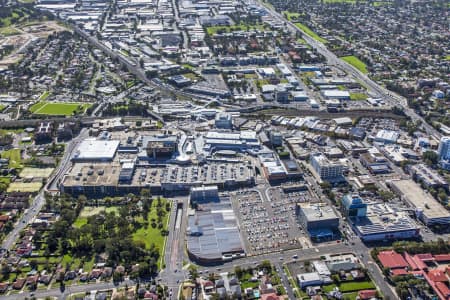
(0, 21, 68, 69)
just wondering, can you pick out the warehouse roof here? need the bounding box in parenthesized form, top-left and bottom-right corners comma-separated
(390, 180, 450, 220)
(297, 203, 339, 222)
(73, 139, 119, 161)
(187, 199, 244, 261)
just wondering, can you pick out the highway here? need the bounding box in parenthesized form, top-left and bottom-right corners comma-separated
(158, 196, 188, 299)
(254, 0, 441, 140)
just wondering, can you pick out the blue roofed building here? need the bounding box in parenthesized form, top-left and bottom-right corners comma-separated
(341, 194, 367, 217)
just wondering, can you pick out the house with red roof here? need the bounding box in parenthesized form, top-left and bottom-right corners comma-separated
(416, 253, 434, 261)
(0, 282, 8, 293)
(424, 268, 450, 300)
(202, 280, 215, 294)
(435, 282, 450, 299)
(143, 291, 159, 300)
(435, 255, 450, 263)
(261, 293, 284, 300)
(12, 278, 25, 290)
(377, 250, 408, 270)
(412, 254, 429, 270)
(428, 270, 449, 283)
(391, 268, 408, 276)
(358, 289, 377, 300)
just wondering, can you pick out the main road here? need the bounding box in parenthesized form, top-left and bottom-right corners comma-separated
(254, 0, 441, 140)
(0, 128, 88, 253)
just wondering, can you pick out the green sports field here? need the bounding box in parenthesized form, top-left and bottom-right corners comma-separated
(29, 102, 92, 116)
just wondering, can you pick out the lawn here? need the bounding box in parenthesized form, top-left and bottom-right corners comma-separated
(61, 254, 95, 272)
(283, 11, 302, 21)
(206, 24, 265, 35)
(73, 217, 87, 228)
(182, 64, 195, 70)
(323, 280, 375, 293)
(342, 291, 360, 299)
(79, 206, 119, 218)
(132, 199, 171, 267)
(349, 93, 368, 100)
(0, 177, 11, 185)
(7, 181, 42, 192)
(341, 55, 368, 74)
(30, 102, 92, 116)
(339, 280, 375, 292)
(1, 149, 22, 169)
(241, 280, 259, 289)
(74, 206, 119, 228)
(0, 26, 20, 36)
(294, 23, 328, 44)
(256, 79, 269, 88)
(445, 55, 450, 61)
(20, 167, 54, 178)
(183, 72, 201, 81)
(239, 273, 260, 289)
(39, 91, 50, 101)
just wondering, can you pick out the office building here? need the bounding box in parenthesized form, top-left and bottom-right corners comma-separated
(296, 203, 339, 241)
(310, 153, 343, 181)
(438, 136, 450, 170)
(144, 135, 178, 159)
(269, 131, 283, 147)
(297, 272, 323, 289)
(215, 112, 233, 129)
(341, 194, 367, 217)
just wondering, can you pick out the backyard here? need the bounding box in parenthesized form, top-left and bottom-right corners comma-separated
(1, 149, 22, 169)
